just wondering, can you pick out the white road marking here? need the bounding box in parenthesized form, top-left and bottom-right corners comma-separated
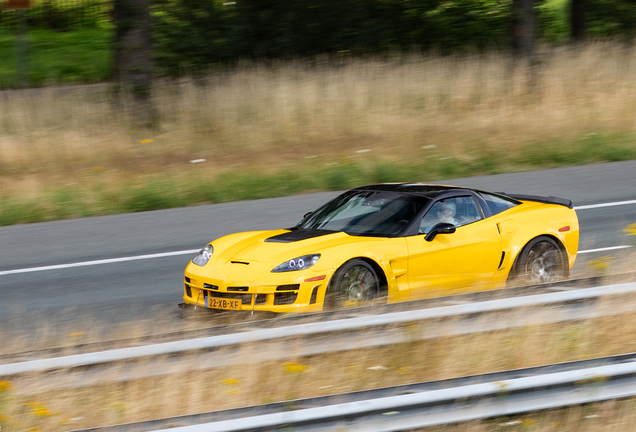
(577, 245, 632, 254)
(0, 250, 200, 276)
(575, 199, 636, 210)
(1, 245, 633, 276)
(1, 199, 635, 277)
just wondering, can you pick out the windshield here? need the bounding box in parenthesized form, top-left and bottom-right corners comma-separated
(298, 190, 430, 236)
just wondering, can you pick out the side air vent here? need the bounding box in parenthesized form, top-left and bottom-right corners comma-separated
(498, 251, 506, 270)
(185, 284, 192, 297)
(231, 261, 249, 265)
(309, 286, 320, 304)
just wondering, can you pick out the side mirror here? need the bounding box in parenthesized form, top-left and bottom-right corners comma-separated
(303, 211, 313, 219)
(425, 223, 456, 242)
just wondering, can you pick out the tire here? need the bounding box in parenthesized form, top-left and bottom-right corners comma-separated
(326, 259, 380, 309)
(512, 236, 567, 284)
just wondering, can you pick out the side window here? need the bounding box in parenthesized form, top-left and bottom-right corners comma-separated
(480, 193, 519, 216)
(419, 197, 482, 234)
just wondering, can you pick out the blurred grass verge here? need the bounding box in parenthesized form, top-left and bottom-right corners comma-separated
(0, 44, 635, 226)
(2, 132, 636, 226)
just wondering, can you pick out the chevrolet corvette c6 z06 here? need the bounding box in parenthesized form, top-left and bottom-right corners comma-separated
(181, 183, 579, 312)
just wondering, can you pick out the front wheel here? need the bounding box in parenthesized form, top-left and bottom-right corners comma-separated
(326, 259, 380, 309)
(513, 236, 567, 284)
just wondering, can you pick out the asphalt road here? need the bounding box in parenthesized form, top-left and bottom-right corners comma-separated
(1, 161, 635, 332)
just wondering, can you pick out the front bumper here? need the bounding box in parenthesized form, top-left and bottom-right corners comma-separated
(181, 274, 328, 313)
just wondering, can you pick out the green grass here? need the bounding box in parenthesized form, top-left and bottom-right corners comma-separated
(1, 132, 635, 226)
(0, 27, 112, 88)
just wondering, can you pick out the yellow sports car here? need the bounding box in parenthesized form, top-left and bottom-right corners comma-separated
(180, 184, 579, 313)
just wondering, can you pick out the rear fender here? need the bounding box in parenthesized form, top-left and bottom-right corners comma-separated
(508, 234, 570, 280)
(503, 206, 578, 276)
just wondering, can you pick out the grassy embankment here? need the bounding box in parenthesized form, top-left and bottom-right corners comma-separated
(0, 41, 635, 225)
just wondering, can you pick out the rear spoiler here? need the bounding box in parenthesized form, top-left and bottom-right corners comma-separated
(498, 193, 573, 209)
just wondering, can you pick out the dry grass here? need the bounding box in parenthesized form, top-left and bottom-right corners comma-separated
(3, 292, 636, 430)
(1, 43, 635, 203)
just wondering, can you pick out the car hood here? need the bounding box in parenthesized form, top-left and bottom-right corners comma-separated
(215, 229, 352, 263)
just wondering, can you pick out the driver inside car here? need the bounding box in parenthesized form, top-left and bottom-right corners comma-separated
(419, 201, 459, 234)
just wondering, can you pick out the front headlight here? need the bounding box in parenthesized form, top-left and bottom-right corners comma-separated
(192, 244, 214, 266)
(272, 254, 320, 272)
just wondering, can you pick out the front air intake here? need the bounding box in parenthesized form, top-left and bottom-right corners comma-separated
(227, 286, 249, 292)
(276, 284, 300, 291)
(274, 292, 298, 305)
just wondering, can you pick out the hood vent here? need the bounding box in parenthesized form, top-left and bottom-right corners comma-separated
(265, 229, 335, 243)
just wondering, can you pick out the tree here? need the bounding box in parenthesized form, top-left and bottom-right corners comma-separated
(113, 0, 154, 127)
(511, 0, 536, 58)
(570, 0, 588, 40)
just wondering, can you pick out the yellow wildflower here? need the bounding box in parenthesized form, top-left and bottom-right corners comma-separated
(283, 362, 307, 373)
(588, 256, 613, 270)
(397, 366, 412, 375)
(69, 331, 84, 337)
(0, 381, 12, 392)
(623, 223, 636, 236)
(139, 139, 154, 144)
(26, 402, 59, 416)
(220, 378, 240, 386)
(589, 374, 608, 383)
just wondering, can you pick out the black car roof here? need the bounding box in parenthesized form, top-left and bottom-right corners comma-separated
(352, 183, 471, 198)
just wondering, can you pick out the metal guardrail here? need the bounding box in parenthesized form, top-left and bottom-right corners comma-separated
(2, 281, 636, 378)
(149, 359, 636, 432)
(69, 352, 636, 432)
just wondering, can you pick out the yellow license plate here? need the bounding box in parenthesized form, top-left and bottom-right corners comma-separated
(207, 297, 242, 310)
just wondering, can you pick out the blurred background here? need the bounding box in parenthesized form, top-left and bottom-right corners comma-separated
(0, 0, 635, 223)
(1, 1, 636, 430)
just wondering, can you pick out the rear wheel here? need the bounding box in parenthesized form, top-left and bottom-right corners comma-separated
(326, 259, 380, 309)
(513, 236, 567, 284)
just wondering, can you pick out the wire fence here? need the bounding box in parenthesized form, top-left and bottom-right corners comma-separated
(0, 0, 111, 30)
